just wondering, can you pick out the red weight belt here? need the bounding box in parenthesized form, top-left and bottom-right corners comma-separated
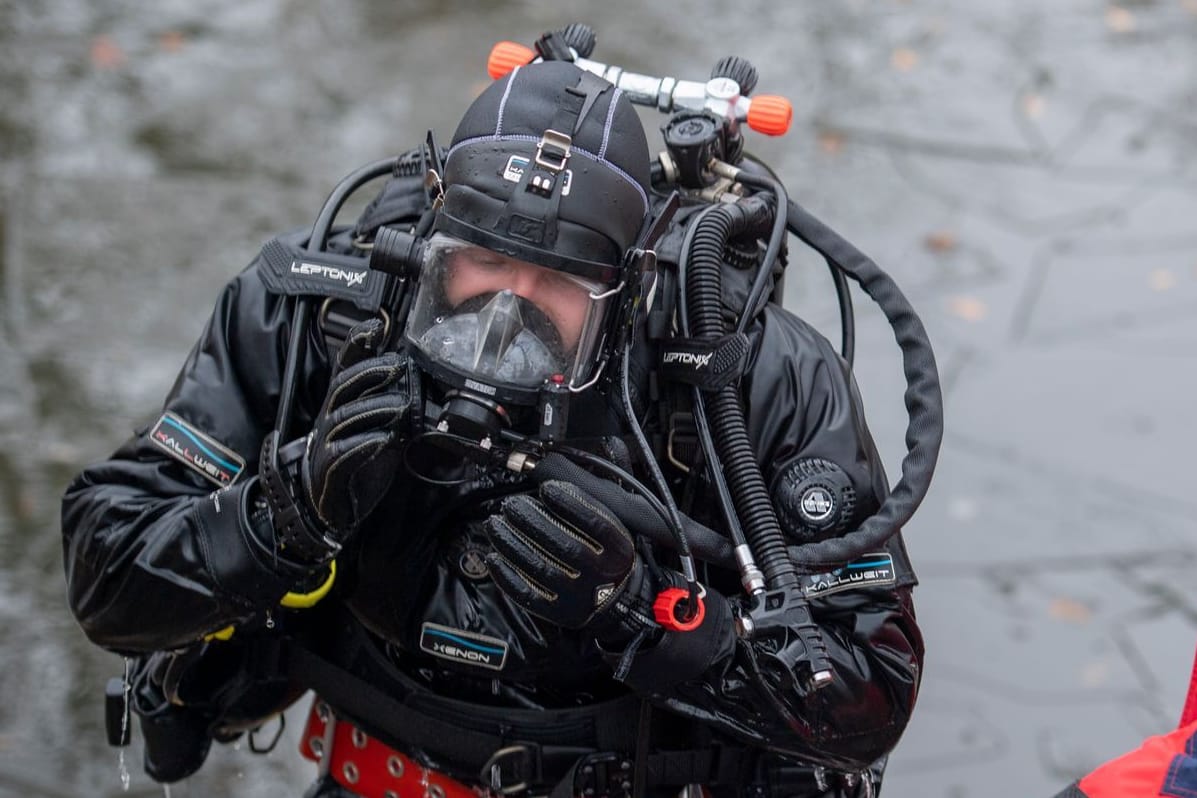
(300, 697, 487, 798)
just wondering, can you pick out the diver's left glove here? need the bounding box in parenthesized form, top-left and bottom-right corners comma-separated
(484, 480, 658, 644)
(260, 318, 419, 564)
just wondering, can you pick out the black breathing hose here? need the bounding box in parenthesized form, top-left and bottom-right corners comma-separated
(782, 198, 943, 570)
(676, 207, 754, 579)
(684, 196, 801, 588)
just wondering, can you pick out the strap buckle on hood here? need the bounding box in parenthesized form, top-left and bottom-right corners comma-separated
(534, 129, 572, 172)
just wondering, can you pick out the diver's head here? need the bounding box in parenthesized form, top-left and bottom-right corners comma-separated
(404, 60, 652, 408)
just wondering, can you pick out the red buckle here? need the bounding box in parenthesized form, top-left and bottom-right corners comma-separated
(300, 697, 484, 798)
(652, 586, 705, 632)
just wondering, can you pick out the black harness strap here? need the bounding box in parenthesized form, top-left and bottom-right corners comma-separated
(283, 632, 754, 793)
(547, 747, 753, 798)
(283, 629, 641, 777)
(316, 297, 390, 363)
(494, 72, 612, 253)
(285, 640, 501, 766)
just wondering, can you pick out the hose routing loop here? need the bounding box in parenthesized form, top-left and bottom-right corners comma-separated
(783, 200, 944, 572)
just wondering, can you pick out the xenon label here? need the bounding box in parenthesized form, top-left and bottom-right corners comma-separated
(419, 623, 509, 671)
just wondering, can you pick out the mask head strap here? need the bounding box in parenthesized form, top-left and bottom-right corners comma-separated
(493, 72, 612, 254)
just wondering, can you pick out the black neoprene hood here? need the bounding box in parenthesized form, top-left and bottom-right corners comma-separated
(435, 61, 653, 285)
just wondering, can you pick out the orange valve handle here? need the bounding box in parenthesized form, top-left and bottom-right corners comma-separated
(653, 587, 706, 632)
(488, 41, 536, 79)
(746, 95, 793, 136)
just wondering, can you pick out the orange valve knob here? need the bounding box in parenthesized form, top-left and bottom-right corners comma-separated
(653, 587, 706, 632)
(487, 41, 536, 79)
(746, 94, 793, 136)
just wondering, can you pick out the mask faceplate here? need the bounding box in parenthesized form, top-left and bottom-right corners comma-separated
(405, 233, 613, 395)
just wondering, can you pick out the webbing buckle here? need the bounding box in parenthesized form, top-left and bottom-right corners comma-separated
(317, 297, 391, 355)
(574, 751, 634, 798)
(534, 129, 572, 172)
(481, 743, 542, 795)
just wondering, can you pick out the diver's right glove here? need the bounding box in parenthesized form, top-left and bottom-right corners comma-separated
(484, 480, 659, 644)
(261, 318, 418, 563)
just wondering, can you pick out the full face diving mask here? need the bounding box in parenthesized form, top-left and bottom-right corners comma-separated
(401, 61, 654, 444)
(404, 233, 616, 405)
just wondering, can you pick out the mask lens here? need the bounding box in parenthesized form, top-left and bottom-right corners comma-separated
(404, 234, 612, 392)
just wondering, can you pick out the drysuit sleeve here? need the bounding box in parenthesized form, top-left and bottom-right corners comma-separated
(61, 260, 328, 653)
(611, 305, 924, 772)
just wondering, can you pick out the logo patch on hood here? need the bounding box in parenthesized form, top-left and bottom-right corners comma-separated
(149, 412, 245, 487)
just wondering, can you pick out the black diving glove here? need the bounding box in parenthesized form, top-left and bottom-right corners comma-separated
(484, 480, 658, 643)
(302, 318, 418, 538)
(261, 318, 417, 564)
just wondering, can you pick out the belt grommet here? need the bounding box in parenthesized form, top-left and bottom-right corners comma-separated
(351, 728, 368, 749)
(387, 755, 405, 778)
(308, 737, 324, 757)
(316, 702, 331, 722)
(343, 761, 360, 784)
(427, 785, 446, 798)
(385, 792, 400, 798)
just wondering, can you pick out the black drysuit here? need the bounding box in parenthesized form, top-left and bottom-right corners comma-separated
(62, 183, 924, 797)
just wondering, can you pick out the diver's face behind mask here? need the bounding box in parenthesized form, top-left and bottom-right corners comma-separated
(405, 233, 615, 400)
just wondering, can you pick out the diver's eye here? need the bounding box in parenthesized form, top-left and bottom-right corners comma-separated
(461, 249, 508, 271)
(540, 270, 582, 297)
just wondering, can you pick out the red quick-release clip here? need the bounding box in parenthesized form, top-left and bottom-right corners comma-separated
(653, 586, 706, 632)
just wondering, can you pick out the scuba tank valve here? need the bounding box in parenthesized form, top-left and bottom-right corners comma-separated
(487, 41, 793, 137)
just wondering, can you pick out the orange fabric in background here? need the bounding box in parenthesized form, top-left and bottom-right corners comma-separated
(1075, 720, 1197, 798)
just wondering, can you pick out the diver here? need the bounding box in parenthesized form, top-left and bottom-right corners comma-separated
(62, 25, 941, 798)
